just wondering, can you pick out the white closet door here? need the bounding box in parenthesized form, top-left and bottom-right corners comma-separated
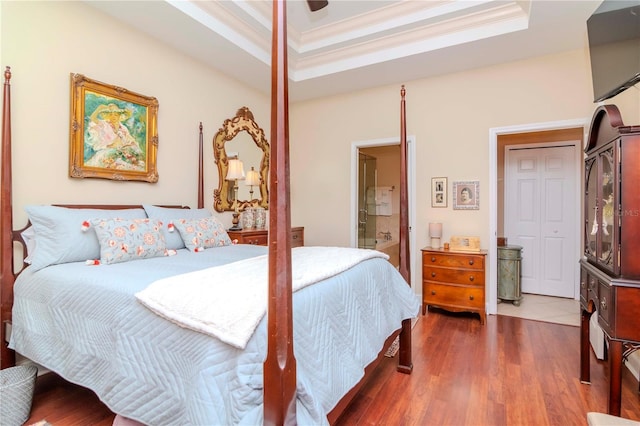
(505, 144, 576, 298)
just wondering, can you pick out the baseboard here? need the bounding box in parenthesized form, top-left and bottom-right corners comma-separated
(590, 311, 606, 360)
(625, 350, 640, 382)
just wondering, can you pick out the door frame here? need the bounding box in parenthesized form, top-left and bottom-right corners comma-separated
(350, 136, 417, 290)
(488, 118, 588, 315)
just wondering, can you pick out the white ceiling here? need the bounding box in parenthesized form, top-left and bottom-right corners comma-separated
(86, 0, 603, 102)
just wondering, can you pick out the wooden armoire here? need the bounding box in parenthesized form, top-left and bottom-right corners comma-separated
(579, 104, 640, 415)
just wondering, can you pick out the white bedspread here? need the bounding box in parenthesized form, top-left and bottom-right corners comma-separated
(136, 246, 388, 349)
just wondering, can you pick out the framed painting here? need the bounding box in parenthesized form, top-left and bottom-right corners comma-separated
(69, 73, 159, 182)
(431, 177, 447, 207)
(453, 180, 479, 210)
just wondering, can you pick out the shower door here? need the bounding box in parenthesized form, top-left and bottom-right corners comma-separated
(358, 153, 377, 249)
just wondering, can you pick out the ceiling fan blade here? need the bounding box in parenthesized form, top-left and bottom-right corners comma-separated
(307, 0, 328, 12)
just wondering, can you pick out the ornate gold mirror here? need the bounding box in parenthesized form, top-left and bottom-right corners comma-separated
(213, 107, 269, 213)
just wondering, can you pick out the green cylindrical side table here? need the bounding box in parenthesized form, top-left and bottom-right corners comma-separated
(497, 245, 523, 306)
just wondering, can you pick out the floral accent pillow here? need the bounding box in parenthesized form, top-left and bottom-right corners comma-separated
(142, 205, 212, 250)
(91, 218, 168, 264)
(173, 216, 232, 252)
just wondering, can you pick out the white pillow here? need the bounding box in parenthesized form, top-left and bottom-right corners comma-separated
(21, 226, 36, 264)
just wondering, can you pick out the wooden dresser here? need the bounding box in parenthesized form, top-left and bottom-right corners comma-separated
(227, 227, 304, 247)
(421, 247, 487, 324)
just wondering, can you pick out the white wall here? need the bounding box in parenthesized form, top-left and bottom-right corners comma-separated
(0, 1, 270, 228)
(290, 49, 639, 290)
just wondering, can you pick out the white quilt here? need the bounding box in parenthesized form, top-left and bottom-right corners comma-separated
(135, 246, 389, 349)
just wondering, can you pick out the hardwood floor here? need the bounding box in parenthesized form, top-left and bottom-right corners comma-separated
(23, 311, 640, 425)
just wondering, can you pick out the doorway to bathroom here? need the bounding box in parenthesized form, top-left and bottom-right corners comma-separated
(350, 136, 416, 285)
(356, 145, 401, 267)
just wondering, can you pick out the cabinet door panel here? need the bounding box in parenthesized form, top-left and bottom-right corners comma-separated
(615, 286, 640, 341)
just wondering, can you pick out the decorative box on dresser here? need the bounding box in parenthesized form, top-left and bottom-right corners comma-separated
(579, 105, 640, 416)
(421, 247, 487, 324)
(227, 227, 304, 247)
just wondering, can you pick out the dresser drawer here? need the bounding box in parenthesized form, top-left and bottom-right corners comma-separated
(229, 227, 304, 247)
(291, 227, 304, 248)
(423, 252, 484, 270)
(422, 267, 484, 286)
(241, 233, 269, 245)
(597, 280, 614, 334)
(580, 268, 588, 306)
(423, 282, 484, 309)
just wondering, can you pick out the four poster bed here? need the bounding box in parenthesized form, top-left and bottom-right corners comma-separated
(0, 3, 417, 425)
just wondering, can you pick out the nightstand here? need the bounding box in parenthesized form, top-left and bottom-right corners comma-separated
(421, 247, 487, 324)
(227, 227, 304, 247)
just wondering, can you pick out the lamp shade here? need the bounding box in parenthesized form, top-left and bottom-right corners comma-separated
(245, 167, 260, 186)
(226, 159, 245, 180)
(429, 223, 443, 238)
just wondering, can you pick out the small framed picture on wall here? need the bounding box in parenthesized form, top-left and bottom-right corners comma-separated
(431, 177, 447, 208)
(453, 180, 480, 210)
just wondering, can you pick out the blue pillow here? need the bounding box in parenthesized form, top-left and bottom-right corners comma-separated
(24, 205, 146, 271)
(143, 205, 212, 250)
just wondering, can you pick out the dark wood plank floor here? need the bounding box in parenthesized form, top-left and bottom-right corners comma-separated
(24, 311, 640, 425)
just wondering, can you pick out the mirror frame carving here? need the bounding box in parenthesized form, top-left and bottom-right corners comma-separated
(213, 107, 269, 212)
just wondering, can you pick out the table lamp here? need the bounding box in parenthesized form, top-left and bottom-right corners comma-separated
(245, 166, 261, 200)
(226, 158, 245, 230)
(429, 223, 443, 249)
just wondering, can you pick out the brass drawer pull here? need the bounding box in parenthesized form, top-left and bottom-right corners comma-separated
(431, 257, 436, 262)
(600, 297, 607, 311)
(469, 295, 474, 300)
(469, 275, 475, 282)
(431, 290, 436, 295)
(431, 272, 436, 278)
(469, 259, 474, 266)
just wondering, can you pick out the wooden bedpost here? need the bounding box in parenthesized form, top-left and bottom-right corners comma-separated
(264, 0, 297, 424)
(1, 66, 16, 369)
(198, 122, 204, 209)
(397, 85, 413, 374)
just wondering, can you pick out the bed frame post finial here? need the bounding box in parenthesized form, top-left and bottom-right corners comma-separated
(198, 122, 204, 209)
(1, 65, 17, 369)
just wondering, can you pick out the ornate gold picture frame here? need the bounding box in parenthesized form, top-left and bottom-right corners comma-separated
(69, 73, 159, 182)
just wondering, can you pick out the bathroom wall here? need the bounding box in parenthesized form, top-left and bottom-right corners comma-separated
(360, 145, 401, 244)
(360, 145, 401, 267)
